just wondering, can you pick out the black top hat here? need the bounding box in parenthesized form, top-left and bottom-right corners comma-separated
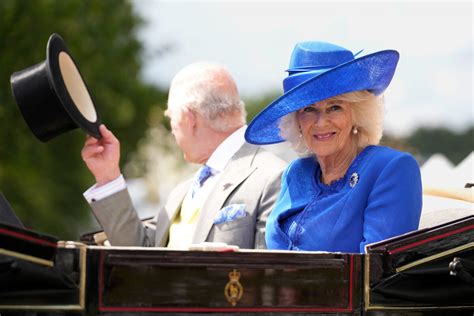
(10, 33, 101, 142)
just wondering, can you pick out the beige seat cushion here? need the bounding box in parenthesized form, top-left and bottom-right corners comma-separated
(419, 194, 473, 229)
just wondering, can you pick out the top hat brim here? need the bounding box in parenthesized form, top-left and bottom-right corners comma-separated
(46, 34, 101, 139)
(244, 50, 399, 145)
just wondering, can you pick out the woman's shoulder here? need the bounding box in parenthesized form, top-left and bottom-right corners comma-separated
(363, 145, 420, 171)
(355, 146, 421, 190)
(368, 145, 413, 160)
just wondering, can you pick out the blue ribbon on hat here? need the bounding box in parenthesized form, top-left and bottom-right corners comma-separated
(283, 44, 364, 92)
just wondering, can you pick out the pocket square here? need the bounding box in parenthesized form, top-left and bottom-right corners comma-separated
(213, 204, 247, 224)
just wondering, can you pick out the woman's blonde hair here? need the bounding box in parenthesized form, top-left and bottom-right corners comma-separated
(278, 90, 384, 155)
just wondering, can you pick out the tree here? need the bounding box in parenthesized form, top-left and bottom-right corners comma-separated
(0, 0, 167, 239)
(406, 126, 474, 165)
(245, 92, 281, 121)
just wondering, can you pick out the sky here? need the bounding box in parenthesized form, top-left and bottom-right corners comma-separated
(132, 0, 473, 137)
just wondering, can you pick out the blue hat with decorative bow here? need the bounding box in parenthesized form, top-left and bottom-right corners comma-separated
(244, 41, 399, 144)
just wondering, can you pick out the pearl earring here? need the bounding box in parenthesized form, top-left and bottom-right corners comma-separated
(352, 126, 358, 135)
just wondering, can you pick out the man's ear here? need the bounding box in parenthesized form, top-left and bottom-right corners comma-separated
(183, 107, 196, 130)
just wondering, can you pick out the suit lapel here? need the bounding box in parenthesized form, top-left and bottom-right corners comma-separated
(154, 179, 191, 246)
(192, 143, 259, 243)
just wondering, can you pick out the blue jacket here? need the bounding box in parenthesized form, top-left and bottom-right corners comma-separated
(266, 146, 422, 253)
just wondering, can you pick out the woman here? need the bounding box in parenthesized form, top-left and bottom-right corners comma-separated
(245, 41, 422, 253)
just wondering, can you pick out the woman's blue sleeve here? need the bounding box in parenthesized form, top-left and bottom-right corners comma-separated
(359, 154, 422, 252)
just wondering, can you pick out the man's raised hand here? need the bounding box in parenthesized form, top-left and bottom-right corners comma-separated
(81, 124, 121, 187)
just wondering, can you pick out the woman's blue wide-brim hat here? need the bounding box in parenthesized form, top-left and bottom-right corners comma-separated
(245, 41, 399, 145)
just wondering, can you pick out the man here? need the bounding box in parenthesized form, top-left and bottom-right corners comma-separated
(81, 62, 286, 249)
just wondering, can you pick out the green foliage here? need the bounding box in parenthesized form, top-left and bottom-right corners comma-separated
(0, 0, 167, 239)
(244, 92, 281, 122)
(406, 126, 474, 165)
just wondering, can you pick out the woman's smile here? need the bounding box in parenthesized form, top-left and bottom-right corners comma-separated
(313, 131, 336, 141)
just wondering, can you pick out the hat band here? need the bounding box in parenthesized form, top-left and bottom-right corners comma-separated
(283, 50, 365, 93)
(283, 68, 327, 92)
(287, 64, 341, 74)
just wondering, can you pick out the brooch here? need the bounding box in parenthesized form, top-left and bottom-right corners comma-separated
(349, 172, 359, 188)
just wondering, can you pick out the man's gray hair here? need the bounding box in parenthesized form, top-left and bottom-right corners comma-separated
(279, 90, 384, 155)
(167, 62, 246, 132)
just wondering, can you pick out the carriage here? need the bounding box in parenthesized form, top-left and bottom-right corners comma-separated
(0, 214, 472, 316)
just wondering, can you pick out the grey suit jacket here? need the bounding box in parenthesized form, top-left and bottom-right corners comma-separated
(90, 143, 286, 249)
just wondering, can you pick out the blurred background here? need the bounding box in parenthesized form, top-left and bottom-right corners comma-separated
(0, 0, 472, 239)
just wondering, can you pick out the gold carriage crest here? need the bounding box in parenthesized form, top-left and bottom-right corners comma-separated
(224, 269, 244, 306)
